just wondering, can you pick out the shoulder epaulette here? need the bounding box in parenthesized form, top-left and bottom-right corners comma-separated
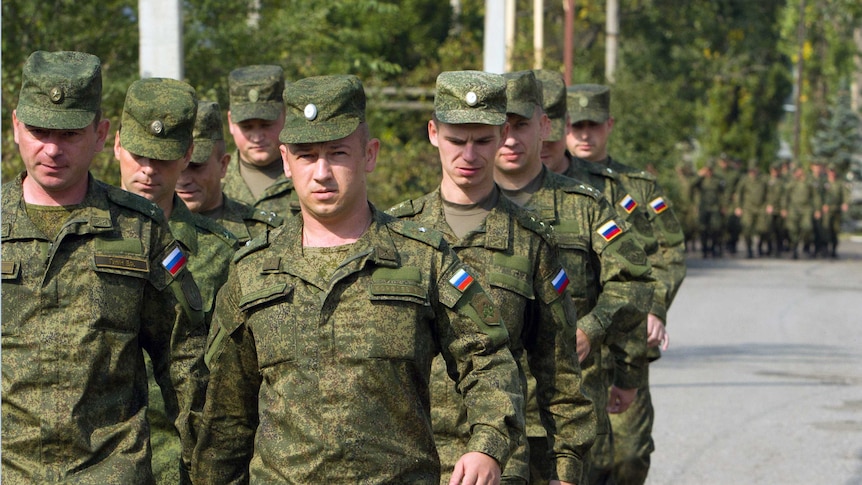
(103, 183, 166, 223)
(387, 218, 444, 249)
(625, 169, 657, 182)
(512, 208, 555, 242)
(561, 182, 602, 200)
(190, 212, 239, 248)
(247, 208, 283, 227)
(386, 198, 424, 218)
(233, 230, 270, 262)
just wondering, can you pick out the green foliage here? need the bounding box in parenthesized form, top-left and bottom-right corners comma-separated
(811, 89, 862, 174)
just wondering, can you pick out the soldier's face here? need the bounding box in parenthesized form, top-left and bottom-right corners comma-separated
(496, 108, 550, 178)
(176, 143, 229, 213)
(540, 137, 569, 174)
(115, 132, 191, 214)
(566, 118, 613, 162)
(228, 110, 285, 167)
(13, 111, 109, 202)
(430, 120, 504, 201)
(281, 127, 378, 225)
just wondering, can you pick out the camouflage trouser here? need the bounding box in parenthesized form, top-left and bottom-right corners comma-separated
(587, 429, 615, 485)
(608, 368, 655, 485)
(785, 211, 814, 253)
(146, 355, 184, 485)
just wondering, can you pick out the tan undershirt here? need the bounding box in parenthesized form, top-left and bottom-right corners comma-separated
(239, 158, 284, 199)
(499, 169, 545, 207)
(442, 187, 499, 240)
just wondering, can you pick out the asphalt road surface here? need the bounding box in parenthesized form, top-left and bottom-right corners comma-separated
(645, 238, 862, 485)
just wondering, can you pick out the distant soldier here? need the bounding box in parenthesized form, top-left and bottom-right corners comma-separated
(763, 161, 786, 257)
(715, 154, 742, 254)
(115, 78, 237, 484)
(690, 161, 726, 258)
(809, 160, 829, 257)
(733, 161, 768, 258)
(781, 165, 822, 259)
(821, 163, 851, 258)
(223, 65, 299, 217)
(177, 100, 282, 244)
(675, 162, 700, 252)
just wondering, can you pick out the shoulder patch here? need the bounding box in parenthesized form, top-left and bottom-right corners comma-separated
(620, 194, 638, 214)
(597, 219, 624, 242)
(104, 183, 165, 222)
(388, 218, 444, 249)
(161, 244, 188, 276)
(386, 199, 422, 218)
(192, 213, 239, 248)
(234, 230, 270, 262)
(649, 196, 669, 214)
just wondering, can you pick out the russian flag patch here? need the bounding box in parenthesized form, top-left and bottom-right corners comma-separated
(449, 268, 474, 292)
(597, 220, 623, 242)
(649, 197, 668, 214)
(552, 268, 569, 294)
(619, 194, 638, 214)
(161, 246, 187, 276)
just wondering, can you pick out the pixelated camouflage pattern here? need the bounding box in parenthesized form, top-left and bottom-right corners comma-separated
(783, 174, 823, 249)
(280, 74, 365, 144)
(222, 149, 301, 217)
(532, 69, 567, 142)
(192, 207, 524, 484)
(190, 100, 224, 165)
(1, 173, 208, 484)
(388, 188, 596, 484)
(517, 167, 653, 436)
(16, 50, 102, 130)
(608, 367, 656, 485)
(566, 84, 610, 124)
(734, 173, 770, 238)
(434, 70, 507, 125)
(147, 196, 237, 484)
(228, 65, 285, 123)
(502, 70, 543, 119)
(120, 78, 197, 161)
(200, 193, 282, 244)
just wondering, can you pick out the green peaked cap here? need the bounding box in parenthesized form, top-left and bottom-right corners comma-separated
(280, 75, 366, 144)
(434, 70, 507, 125)
(120, 77, 197, 161)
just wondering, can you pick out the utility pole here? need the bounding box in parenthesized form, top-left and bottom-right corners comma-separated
(138, 0, 183, 80)
(564, 0, 575, 85)
(505, 0, 516, 72)
(793, 0, 805, 161)
(484, 0, 506, 73)
(534, 0, 544, 69)
(605, 0, 619, 83)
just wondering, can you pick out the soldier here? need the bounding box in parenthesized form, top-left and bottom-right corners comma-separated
(782, 165, 822, 259)
(2, 50, 206, 483)
(387, 70, 595, 485)
(809, 160, 829, 257)
(764, 161, 786, 257)
(223, 65, 299, 217)
(114, 78, 238, 484)
(821, 163, 851, 258)
(193, 74, 525, 484)
(494, 73, 654, 485)
(715, 154, 742, 255)
(690, 161, 726, 258)
(533, 69, 571, 176)
(733, 161, 769, 258)
(177, 100, 283, 244)
(674, 162, 700, 253)
(565, 83, 686, 485)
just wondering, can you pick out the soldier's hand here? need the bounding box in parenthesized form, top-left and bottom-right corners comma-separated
(647, 313, 669, 350)
(449, 451, 501, 485)
(575, 328, 591, 363)
(607, 386, 638, 414)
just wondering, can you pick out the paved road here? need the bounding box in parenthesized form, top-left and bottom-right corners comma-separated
(645, 238, 862, 485)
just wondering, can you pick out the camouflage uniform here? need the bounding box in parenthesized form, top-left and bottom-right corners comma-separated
(821, 167, 851, 258)
(783, 171, 822, 259)
(2, 174, 207, 484)
(193, 208, 523, 483)
(733, 168, 769, 258)
(221, 154, 299, 216)
(764, 165, 786, 256)
(202, 193, 282, 244)
(690, 169, 726, 258)
(389, 187, 595, 484)
(193, 74, 524, 483)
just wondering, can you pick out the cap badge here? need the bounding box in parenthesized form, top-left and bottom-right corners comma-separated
(248, 89, 260, 103)
(465, 91, 478, 106)
(50, 87, 65, 104)
(578, 95, 589, 108)
(304, 103, 318, 121)
(150, 120, 164, 135)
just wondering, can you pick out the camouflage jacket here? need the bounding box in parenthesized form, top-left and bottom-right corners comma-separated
(1, 173, 207, 484)
(204, 193, 282, 245)
(192, 206, 524, 484)
(388, 188, 595, 484)
(735, 174, 768, 213)
(221, 150, 300, 218)
(783, 176, 822, 216)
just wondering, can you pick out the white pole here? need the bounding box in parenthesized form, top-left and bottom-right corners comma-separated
(505, 0, 516, 72)
(534, 0, 544, 69)
(606, 0, 619, 83)
(484, 0, 507, 74)
(138, 0, 184, 80)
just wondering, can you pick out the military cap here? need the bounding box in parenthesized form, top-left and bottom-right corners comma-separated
(16, 51, 102, 130)
(566, 84, 610, 124)
(120, 78, 197, 161)
(434, 70, 507, 125)
(532, 69, 566, 141)
(503, 70, 543, 119)
(190, 100, 224, 165)
(279, 74, 365, 144)
(747, 159, 759, 172)
(228, 65, 285, 123)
